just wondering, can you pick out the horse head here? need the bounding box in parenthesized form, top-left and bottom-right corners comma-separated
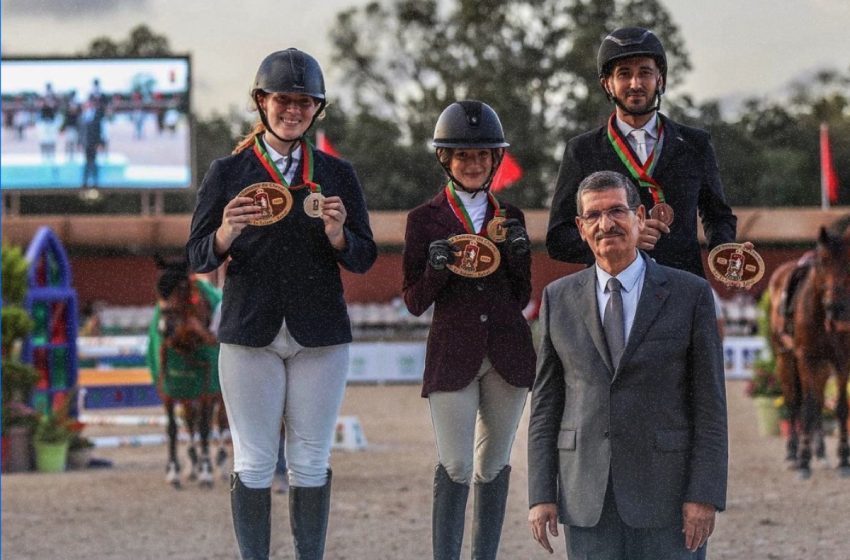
(155, 256, 211, 355)
(814, 226, 850, 335)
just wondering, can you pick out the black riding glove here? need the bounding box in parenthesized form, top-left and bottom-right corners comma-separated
(428, 239, 457, 271)
(502, 218, 530, 256)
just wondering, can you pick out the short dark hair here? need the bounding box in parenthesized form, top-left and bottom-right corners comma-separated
(576, 171, 641, 216)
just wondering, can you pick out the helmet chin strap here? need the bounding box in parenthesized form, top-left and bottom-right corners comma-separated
(604, 78, 663, 117)
(611, 92, 662, 117)
(437, 150, 504, 197)
(256, 95, 326, 174)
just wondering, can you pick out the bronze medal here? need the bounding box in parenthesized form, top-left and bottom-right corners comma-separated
(649, 202, 674, 226)
(446, 234, 501, 278)
(486, 216, 507, 243)
(707, 243, 765, 289)
(303, 192, 325, 218)
(237, 182, 293, 226)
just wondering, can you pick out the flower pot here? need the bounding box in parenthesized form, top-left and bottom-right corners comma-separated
(5, 426, 33, 472)
(754, 396, 781, 437)
(34, 441, 69, 473)
(67, 447, 93, 470)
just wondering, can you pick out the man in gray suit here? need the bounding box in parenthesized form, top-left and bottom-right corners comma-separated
(528, 170, 727, 559)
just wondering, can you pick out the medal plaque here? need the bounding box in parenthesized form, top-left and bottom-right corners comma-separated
(237, 182, 293, 226)
(649, 202, 674, 226)
(446, 234, 501, 278)
(486, 217, 507, 243)
(707, 243, 765, 289)
(303, 192, 326, 218)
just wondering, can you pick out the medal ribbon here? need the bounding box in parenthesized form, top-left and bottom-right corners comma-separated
(252, 136, 316, 189)
(445, 182, 503, 236)
(606, 114, 666, 204)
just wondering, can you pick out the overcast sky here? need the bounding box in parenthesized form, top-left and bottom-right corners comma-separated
(2, 0, 849, 117)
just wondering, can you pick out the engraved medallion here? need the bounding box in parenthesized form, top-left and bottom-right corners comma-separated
(236, 182, 293, 226)
(303, 192, 326, 218)
(446, 234, 501, 278)
(649, 202, 674, 226)
(707, 243, 765, 289)
(486, 216, 508, 243)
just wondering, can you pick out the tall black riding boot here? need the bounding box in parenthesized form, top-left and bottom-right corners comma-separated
(433, 463, 470, 560)
(230, 473, 271, 560)
(289, 469, 333, 560)
(471, 465, 511, 560)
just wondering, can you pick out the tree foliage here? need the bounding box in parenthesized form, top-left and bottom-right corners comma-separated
(676, 69, 850, 206)
(327, 0, 690, 209)
(84, 24, 172, 57)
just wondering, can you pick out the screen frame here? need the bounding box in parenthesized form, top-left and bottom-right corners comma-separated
(1, 54, 194, 193)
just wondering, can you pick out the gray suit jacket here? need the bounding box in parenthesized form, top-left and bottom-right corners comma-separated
(528, 254, 727, 529)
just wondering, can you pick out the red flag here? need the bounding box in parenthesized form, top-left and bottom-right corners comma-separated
(491, 151, 523, 192)
(317, 130, 342, 158)
(820, 123, 840, 206)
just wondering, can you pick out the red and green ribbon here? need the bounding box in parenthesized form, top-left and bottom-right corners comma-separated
(445, 182, 505, 236)
(252, 136, 317, 190)
(606, 113, 666, 204)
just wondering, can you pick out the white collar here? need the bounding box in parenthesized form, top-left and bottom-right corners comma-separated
(595, 251, 646, 294)
(264, 141, 302, 166)
(616, 113, 659, 139)
(454, 186, 489, 209)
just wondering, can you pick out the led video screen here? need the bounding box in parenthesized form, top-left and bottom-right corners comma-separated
(1, 56, 191, 190)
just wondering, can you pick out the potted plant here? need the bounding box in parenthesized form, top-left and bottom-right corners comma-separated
(1, 358, 40, 403)
(32, 411, 74, 473)
(2, 401, 40, 472)
(747, 357, 783, 436)
(2, 243, 40, 472)
(67, 421, 95, 470)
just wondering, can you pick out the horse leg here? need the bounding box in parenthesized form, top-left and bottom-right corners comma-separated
(797, 391, 815, 480)
(182, 400, 199, 481)
(835, 370, 850, 476)
(776, 349, 800, 462)
(165, 398, 181, 488)
(197, 396, 214, 488)
(797, 359, 830, 479)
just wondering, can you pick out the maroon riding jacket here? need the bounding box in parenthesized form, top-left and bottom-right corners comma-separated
(403, 189, 537, 397)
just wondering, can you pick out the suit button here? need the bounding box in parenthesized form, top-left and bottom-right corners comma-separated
(603, 431, 609, 438)
(480, 314, 488, 322)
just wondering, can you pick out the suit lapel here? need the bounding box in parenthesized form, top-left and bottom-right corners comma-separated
(430, 190, 464, 233)
(613, 254, 670, 381)
(576, 268, 615, 375)
(651, 114, 682, 178)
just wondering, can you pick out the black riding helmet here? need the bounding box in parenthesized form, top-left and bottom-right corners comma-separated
(433, 100, 508, 193)
(597, 27, 667, 115)
(252, 48, 326, 146)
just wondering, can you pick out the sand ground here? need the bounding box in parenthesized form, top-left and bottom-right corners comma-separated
(3, 380, 850, 559)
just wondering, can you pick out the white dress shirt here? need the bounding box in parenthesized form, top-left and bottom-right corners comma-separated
(264, 141, 301, 185)
(616, 113, 659, 163)
(454, 187, 489, 232)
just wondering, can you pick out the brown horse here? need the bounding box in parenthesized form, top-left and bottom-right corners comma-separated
(768, 219, 850, 479)
(150, 259, 228, 488)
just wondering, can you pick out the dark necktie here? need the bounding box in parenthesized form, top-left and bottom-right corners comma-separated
(603, 277, 625, 369)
